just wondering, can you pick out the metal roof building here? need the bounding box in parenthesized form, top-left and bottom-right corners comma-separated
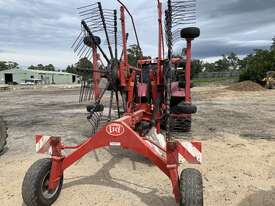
(0, 69, 79, 85)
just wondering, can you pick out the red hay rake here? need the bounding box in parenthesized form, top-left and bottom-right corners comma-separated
(22, 0, 203, 205)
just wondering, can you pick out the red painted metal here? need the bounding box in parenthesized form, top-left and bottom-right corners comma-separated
(92, 45, 100, 100)
(185, 39, 192, 103)
(30, 1, 202, 205)
(157, 0, 163, 85)
(120, 6, 128, 87)
(127, 70, 136, 113)
(45, 109, 201, 203)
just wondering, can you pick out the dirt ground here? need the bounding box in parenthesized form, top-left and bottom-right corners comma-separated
(0, 85, 275, 206)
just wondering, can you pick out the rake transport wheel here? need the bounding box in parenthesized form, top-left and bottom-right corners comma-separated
(180, 168, 203, 206)
(22, 158, 63, 206)
(0, 116, 8, 154)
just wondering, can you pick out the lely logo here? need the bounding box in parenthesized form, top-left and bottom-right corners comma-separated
(106, 123, 125, 136)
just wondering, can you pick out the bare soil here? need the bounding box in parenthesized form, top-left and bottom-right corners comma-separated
(0, 86, 275, 206)
(226, 81, 265, 92)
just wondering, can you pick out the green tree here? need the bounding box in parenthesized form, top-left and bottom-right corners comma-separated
(271, 36, 275, 51)
(127, 44, 142, 66)
(28, 64, 56, 71)
(0, 61, 19, 71)
(66, 64, 78, 74)
(66, 58, 93, 77)
(28, 65, 36, 70)
(214, 54, 230, 71)
(239, 49, 275, 82)
(203, 62, 216, 72)
(227, 52, 240, 70)
(191, 59, 203, 78)
(44, 64, 55, 71)
(76, 57, 92, 69)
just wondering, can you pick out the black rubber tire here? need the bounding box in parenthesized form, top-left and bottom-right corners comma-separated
(160, 116, 192, 133)
(181, 27, 200, 39)
(0, 116, 8, 153)
(22, 158, 63, 206)
(83, 35, 101, 47)
(171, 104, 197, 114)
(87, 103, 104, 112)
(181, 118, 192, 133)
(180, 168, 203, 206)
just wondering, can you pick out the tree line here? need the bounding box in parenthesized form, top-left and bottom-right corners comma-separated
(0, 61, 19, 71)
(1, 36, 275, 83)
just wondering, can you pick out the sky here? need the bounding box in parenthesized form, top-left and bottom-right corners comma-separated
(0, 0, 274, 69)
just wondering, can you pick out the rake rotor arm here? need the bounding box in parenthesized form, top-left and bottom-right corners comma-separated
(81, 20, 110, 64)
(98, 2, 114, 59)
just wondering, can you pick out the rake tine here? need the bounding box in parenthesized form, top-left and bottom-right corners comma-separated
(84, 48, 92, 59)
(83, 81, 86, 101)
(77, 43, 86, 56)
(98, 2, 114, 59)
(77, 3, 98, 10)
(71, 31, 83, 48)
(108, 90, 114, 122)
(74, 38, 84, 53)
(81, 80, 86, 102)
(86, 27, 103, 33)
(78, 7, 98, 15)
(79, 80, 83, 103)
(88, 82, 93, 101)
(79, 46, 88, 58)
(81, 15, 102, 21)
(113, 10, 117, 59)
(115, 91, 120, 118)
(80, 11, 99, 18)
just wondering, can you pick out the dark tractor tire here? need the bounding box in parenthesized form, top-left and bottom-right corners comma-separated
(86, 103, 104, 113)
(180, 168, 203, 206)
(181, 27, 200, 39)
(171, 103, 197, 114)
(160, 116, 192, 133)
(0, 116, 8, 154)
(170, 117, 192, 133)
(181, 118, 192, 133)
(83, 35, 101, 47)
(22, 158, 63, 206)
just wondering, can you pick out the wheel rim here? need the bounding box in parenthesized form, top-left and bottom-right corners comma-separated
(41, 171, 60, 199)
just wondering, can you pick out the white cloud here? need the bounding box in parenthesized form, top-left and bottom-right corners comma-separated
(0, 0, 274, 68)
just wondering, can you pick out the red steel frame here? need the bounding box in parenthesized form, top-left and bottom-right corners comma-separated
(46, 108, 201, 203)
(185, 39, 192, 103)
(43, 2, 201, 205)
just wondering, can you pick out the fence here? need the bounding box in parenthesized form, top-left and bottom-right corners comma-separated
(195, 71, 240, 79)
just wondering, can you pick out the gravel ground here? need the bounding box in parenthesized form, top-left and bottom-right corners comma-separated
(0, 85, 275, 206)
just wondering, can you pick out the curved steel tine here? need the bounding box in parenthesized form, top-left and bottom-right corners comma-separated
(115, 91, 120, 118)
(77, 3, 98, 10)
(98, 2, 114, 59)
(74, 39, 84, 53)
(71, 31, 83, 48)
(84, 48, 92, 58)
(77, 44, 86, 56)
(108, 90, 114, 122)
(79, 46, 89, 58)
(78, 7, 98, 15)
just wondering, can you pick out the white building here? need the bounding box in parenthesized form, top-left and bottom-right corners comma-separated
(0, 69, 79, 85)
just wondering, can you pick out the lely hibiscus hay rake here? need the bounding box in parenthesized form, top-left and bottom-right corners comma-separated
(22, 0, 203, 205)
